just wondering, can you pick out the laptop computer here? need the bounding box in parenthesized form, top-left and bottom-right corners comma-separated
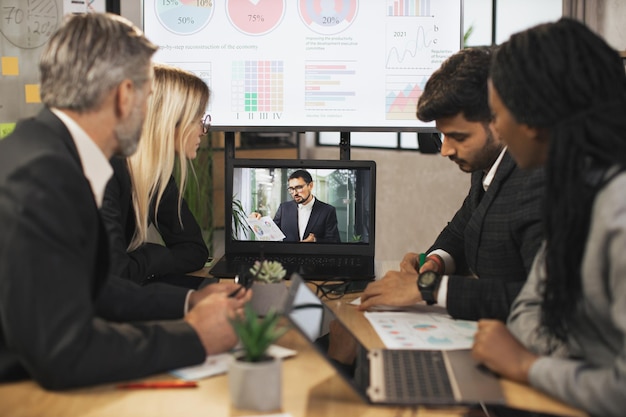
(210, 158, 376, 281)
(284, 274, 505, 406)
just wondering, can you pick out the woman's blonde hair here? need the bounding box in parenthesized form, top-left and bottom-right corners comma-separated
(127, 63, 210, 251)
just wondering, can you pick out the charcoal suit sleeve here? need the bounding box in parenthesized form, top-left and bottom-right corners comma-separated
(0, 153, 205, 390)
(445, 168, 544, 321)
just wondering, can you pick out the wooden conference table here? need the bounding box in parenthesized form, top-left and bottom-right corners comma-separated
(0, 280, 587, 417)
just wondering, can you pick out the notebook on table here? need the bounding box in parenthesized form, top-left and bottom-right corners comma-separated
(284, 274, 505, 406)
(209, 158, 376, 281)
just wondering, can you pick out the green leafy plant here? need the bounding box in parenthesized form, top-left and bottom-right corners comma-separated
(463, 24, 474, 47)
(249, 260, 287, 283)
(230, 304, 288, 362)
(232, 197, 252, 240)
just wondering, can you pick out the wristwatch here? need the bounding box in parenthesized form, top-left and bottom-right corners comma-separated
(417, 271, 441, 305)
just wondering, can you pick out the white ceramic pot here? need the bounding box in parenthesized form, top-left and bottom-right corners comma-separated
(228, 355, 282, 412)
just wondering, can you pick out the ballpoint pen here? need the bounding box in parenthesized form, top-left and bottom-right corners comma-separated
(116, 380, 198, 389)
(228, 272, 255, 297)
(228, 260, 264, 297)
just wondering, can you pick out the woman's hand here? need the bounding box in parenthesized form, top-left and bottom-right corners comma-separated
(472, 319, 538, 383)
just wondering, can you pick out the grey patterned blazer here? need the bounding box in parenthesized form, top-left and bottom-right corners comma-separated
(428, 151, 545, 321)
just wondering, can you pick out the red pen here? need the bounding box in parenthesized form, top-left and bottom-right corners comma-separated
(116, 380, 198, 389)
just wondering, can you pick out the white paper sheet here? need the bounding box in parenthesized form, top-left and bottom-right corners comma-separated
(171, 344, 296, 380)
(245, 216, 286, 241)
(364, 310, 477, 350)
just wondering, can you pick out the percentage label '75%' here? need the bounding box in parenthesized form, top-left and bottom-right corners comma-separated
(248, 14, 264, 22)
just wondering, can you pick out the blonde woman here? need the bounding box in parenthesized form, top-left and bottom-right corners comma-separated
(101, 63, 210, 287)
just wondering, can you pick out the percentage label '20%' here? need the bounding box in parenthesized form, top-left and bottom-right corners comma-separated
(248, 14, 264, 22)
(178, 16, 195, 24)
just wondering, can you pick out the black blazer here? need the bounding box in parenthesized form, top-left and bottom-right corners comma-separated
(273, 198, 341, 243)
(101, 157, 209, 284)
(0, 109, 205, 389)
(429, 152, 545, 321)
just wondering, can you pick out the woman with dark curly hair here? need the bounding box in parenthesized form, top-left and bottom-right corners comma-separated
(472, 18, 626, 417)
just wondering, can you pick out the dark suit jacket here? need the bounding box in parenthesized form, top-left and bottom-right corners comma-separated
(429, 152, 545, 321)
(100, 157, 209, 284)
(0, 109, 205, 389)
(273, 198, 341, 243)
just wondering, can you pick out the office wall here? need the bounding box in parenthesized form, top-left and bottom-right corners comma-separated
(0, 0, 63, 137)
(596, 1, 626, 50)
(121, 2, 141, 27)
(564, 0, 626, 50)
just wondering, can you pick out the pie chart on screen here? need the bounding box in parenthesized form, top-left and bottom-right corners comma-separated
(155, 0, 215, 35)
(298, 0, 358, 35)
(226, 0, 286, 36)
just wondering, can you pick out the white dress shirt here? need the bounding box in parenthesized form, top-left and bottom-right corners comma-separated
(298, 196, 316, 241)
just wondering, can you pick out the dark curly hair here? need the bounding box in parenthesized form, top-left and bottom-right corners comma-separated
(491, 18, 626, 342)
(417, 46, 494, 123)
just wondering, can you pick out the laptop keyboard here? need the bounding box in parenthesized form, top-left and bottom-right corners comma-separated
(232, 255, 364, 268)
(383, 350, 455, 403)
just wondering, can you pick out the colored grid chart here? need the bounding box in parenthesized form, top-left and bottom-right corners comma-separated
(231, 61, 284, 113)
(385, 75, 428, 120)
(298, 0, 358, 35)
(304, 60, 357, 111)
(387, 0, 431, 16)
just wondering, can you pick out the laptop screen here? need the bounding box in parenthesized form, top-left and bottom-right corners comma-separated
(285, 274, 371, 401)
(224, 158, 376, 258)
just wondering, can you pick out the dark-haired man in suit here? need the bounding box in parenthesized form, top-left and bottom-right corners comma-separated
(275, 169, 341, 243)
(360, 47, 545, 321)
(253, 169, 341, 243)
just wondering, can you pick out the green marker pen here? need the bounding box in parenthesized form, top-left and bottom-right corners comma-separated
(418, 253, 426, 268)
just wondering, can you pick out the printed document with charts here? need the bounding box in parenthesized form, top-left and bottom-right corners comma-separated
(245, 216, 286, 241)
(353, 299, 477, 350)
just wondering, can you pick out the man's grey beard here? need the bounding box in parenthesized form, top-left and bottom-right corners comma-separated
(116, 133, 140, 157)
(114, 104, 143, 157)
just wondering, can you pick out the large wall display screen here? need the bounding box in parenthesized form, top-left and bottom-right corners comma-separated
(144, 0, 462, 131)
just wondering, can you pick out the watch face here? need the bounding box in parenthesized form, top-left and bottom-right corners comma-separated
(419, 272, 437, 286)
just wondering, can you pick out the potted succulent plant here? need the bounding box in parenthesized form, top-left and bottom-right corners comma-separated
(248, 260, 289, 316)
(228, 304, 288, 411)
